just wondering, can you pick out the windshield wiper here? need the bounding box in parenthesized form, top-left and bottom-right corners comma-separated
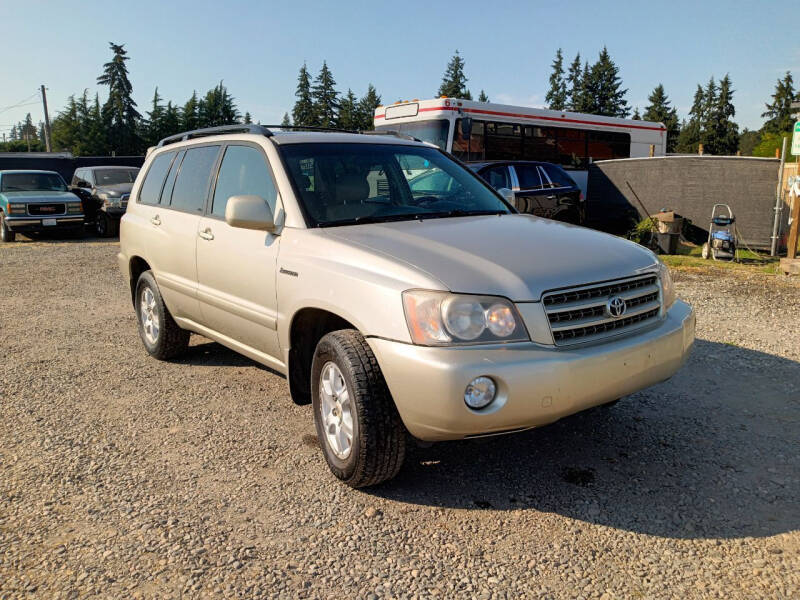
(414, 209, 507, 220)
(317, 209, 507, 228)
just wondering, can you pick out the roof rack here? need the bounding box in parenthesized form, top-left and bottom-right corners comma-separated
(156, 124, 423, 148)
(157, 124, 272, 147)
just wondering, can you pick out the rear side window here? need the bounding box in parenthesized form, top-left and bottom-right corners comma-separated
(138, 152, 175, 205)
(543, 165, 577, 188)
(211, 145, 277, 217)
(481, 166, 510, 190)
(170, 146, 220, 213)
(515, 165, 543, 189)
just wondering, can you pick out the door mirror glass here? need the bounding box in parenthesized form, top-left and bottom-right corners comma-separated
(461, 117, 473, 139)
(225, 194, 275, 232)
(497, 187, 514, 203)
(77, 180, 91, 188)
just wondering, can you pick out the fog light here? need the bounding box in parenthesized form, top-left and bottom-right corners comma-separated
(464, 376, 497, 409)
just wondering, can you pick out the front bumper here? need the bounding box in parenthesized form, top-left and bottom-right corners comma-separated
(368, 300, 695, 441)
(4, 215, 85, 232)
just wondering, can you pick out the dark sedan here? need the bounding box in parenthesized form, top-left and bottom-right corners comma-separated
(469, 161, 584, 225)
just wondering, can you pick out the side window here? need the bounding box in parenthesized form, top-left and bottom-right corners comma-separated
(160, 150, 185, 205)
(71, 170, 81, 186)
(515, 165, 543, 190)
(138, 152, 175, 205)
(481, 166, 510, 190)
(542, 165, 576, 188)
(212, 145, 277, 218)
(170, 146, 220, 213)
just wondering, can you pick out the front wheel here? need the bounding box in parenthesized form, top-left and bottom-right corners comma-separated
(311, 330, 406, 488)
(135, 271, 190, 360)
(0, 213, 16, 243)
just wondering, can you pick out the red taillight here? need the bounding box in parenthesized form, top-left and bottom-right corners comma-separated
(579, 191, 585, 202)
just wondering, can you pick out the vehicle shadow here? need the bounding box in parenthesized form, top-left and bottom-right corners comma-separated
(13, 230, 116, 244)
(368, 339, 800, 540)
(177, 340, 283, 377)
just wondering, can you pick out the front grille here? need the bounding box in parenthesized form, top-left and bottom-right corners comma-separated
(28, 203, 66, 216)
(543, 275, 662, 346)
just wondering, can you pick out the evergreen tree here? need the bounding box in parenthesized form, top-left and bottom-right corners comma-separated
(243, 112, 252, 124)
(712, 74, 739, 155)
(761, 71, 796, 134)
(292, 63, 315, 127)
(97, 42, 141, 154)
(356, 84, 382, 130)
(145, 87, 166, 146)
(338, 89, 358, 130)
(281, 112, 291, 128)
(85, 94, 108, 155)
(738, 128, 761, 156)
(312, 61, 340, 128)
(162, 101, 181, 139)
(676, 85, 704, 152)
(478, 90, 489, 102)
(566, 53, 584, 111)
(583, 47, 629, 117)
(182, 91, 200, 131)
(699, 77, 718, 153)
(545, 48, 568, 110)
(51, 95, 81, 152)
(9, 125, 18, 141)
(643, 84, 680, 153)
(199, 81, 240, 128)
(437, 50, 472, 99)
(632, 107, 641, 120)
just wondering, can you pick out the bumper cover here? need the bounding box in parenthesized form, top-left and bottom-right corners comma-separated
(5, 216, 84, 232)
(368, 300, 695, 441)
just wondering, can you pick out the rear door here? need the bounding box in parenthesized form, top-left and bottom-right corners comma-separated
(540, 164, 582, 224)
(196, 143, 281, 358)
(140, 145, 221, 322)
(511, 164, 558, 217)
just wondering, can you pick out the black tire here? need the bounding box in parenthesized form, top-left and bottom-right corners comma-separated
(311, 330, 406, 488)
(96, 212, 111, 238)
(0, 212, 15, 243)
(135, 271, 190, 360)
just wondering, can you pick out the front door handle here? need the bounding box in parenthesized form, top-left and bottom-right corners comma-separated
(150, 215, 161, 226)
(198, 228, 214, 241)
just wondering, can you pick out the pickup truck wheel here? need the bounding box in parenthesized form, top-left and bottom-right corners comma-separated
(96, 212, 111, 237)
(0, 213, 15, 243)
(135, 271, 190, 360)
(311, 330, 406, 488)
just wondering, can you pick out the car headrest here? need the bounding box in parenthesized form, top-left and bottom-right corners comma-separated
(336, 173, 369, 205)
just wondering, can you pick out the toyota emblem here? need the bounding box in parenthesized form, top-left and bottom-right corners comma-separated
(606, 296, 627, 318)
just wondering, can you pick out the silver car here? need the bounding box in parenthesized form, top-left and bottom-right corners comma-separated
(118, 125, 695, 487)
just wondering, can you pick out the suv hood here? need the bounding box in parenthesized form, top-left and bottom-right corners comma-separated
(325, 214, 658, 301)
(2, 190, 78, 204)
(95, 182, 134, 194)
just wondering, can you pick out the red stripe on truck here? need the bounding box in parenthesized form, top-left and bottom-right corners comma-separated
(375, 105, 666, 132)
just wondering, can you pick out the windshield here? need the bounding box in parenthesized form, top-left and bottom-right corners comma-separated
(94, 168, 139, 185)
(280, 143, 511, 227)
(374, 119, 450, 150)
(1, 172, 66, 192)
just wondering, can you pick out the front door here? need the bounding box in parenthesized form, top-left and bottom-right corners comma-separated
(196, 144, 281, 358)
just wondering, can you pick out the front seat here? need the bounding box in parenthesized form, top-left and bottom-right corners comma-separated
(326, 173, 369, 221)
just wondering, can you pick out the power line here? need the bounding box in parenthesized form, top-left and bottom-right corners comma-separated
(0, 91, 42, 115)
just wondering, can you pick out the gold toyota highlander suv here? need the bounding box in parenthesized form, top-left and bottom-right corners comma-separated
(118, 125, 695, 487)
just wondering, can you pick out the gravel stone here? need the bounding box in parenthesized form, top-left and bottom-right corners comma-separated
(0, 238, 798, 598)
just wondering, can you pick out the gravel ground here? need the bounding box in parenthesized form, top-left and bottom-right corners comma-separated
(1, 238, 798, 599)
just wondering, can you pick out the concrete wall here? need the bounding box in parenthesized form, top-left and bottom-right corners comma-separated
(0, 153, 144, 185)
(587, 156, 786, 249)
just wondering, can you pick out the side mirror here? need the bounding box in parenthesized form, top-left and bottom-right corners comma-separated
(225, 194, 276, 232)
(77, 180, 90, 188)
(461, 117, 473, 139)
(497, 187, 514, 204)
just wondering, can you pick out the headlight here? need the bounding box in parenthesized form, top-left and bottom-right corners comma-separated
(8, 203, 26, 215)
(657, 262, 676, 310)
(67, 202, 83, 214)
(402, 290, 529, 346)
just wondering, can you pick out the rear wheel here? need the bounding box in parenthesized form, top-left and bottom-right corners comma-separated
(311, 330, 406, 488)
(0, 212, 16, 243)
(95, 212, 112, 237)
(135, 271, 190, 360)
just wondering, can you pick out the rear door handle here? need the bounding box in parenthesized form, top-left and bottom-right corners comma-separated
(198, 228, 214, 241)
(150, 215, 161, 226)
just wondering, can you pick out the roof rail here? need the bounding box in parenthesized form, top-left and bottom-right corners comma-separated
(260, 124, 357, 134)
(359, 130, 423, 143)
(156, 124, 273, 147)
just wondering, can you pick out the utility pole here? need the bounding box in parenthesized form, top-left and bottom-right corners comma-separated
(41, 85, 52, 152)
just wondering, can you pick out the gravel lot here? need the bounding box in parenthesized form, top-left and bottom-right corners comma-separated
(1, 238, 798, 599)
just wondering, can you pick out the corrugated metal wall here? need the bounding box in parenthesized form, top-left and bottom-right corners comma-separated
(587, 156, 786, 249)
(0, 154, 144, 184)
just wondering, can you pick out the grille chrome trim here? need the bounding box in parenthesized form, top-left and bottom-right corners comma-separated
(543, 275, 662, 346)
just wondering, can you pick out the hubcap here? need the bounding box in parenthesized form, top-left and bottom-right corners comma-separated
(140, 287, 160, 345)
(319, 361, 354, 460)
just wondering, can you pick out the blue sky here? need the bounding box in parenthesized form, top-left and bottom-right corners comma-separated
(1, 0, 797, 140)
